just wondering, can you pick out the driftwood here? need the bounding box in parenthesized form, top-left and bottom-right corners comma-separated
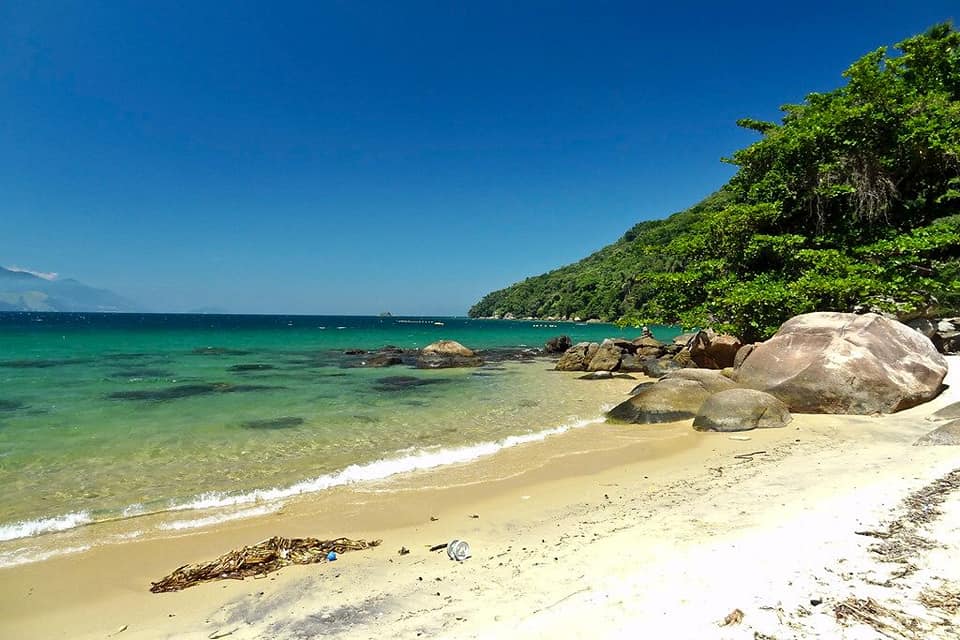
(150, 536, 381, 593)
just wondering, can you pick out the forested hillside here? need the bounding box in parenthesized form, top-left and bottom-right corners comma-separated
(469, 24, 960, 341)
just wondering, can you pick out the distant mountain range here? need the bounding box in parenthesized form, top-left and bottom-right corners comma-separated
(0, 267, 138, 312)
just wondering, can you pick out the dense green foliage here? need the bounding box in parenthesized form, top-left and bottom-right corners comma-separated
(469, 24, 960, 341)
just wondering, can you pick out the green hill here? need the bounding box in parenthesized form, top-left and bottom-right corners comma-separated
(469, 24, 960, 341)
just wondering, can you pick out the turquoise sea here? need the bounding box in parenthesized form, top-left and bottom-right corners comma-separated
(0, 313, 677, 566)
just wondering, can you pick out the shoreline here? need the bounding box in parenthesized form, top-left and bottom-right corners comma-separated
(2, 358, 958, 638)
(0, 364, 640, 567)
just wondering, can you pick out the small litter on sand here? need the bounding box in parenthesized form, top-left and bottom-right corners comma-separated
(150, 536, 381, 592)
(728, 435, 751, 441)
(447, 539, 471, 562)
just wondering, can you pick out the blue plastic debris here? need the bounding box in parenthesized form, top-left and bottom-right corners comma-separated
(327, 551, 337, 562)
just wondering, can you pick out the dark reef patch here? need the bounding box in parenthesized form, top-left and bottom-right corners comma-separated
(189, 347, 252, 356)
(229, 363, 277, 372)
(110, 368, 175, 379)
(372, 376, 450, 391)
(241, 416, 305, 430)
(0, 399, 26, 412)
(107, 382, 279, 401)
(0, 358, 93, 368)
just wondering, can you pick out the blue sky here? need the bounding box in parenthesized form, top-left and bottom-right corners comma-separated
(1, 1, 955, 314)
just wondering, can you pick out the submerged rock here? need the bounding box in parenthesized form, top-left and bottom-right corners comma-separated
(914, 419, 960, 446)
(734, 312, 948, 414)
(607, 378, 712, 424)
(693, 389, 792, 432)
(362, 354, 403, 368)
(241, 416, 305, 430)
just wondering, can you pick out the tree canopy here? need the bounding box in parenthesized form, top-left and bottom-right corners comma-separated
(469, 23, 960, 341)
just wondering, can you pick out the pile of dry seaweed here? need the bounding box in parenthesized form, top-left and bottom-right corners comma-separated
(150, 536, 382, 593)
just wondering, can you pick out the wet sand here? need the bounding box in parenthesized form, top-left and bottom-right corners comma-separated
(2, 360, 959, 639)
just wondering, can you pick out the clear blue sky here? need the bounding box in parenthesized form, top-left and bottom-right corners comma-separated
(1, 1, 955, 314)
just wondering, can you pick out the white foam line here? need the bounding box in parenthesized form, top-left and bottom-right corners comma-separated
(159, 504, 282, 531)
(0, 511, 92, 542)
(170, 413, 608, 511)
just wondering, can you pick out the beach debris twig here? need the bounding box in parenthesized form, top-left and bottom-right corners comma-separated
(530, 587, 591, 616)
(733, 450, 767, 461)
(720, 608, 744, 626)
(429, 542, 449, 552)
(149, 536, 381, 593)
(208, 629, 238, 639)
(920, 583, 960, 615)
(833, 597, 924, 639)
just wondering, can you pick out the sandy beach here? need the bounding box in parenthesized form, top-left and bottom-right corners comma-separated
(2, 357, 959, 639)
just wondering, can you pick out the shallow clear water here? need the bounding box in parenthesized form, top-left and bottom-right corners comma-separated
(0, 312, 677, 554)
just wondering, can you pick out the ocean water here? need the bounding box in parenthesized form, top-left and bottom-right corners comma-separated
(0, 313, 677, 565)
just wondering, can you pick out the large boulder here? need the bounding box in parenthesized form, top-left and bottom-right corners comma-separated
(693, 389, 792, 432)
(587, 340, 623, 372)
(733, 344, 755, 369)
(929, 402, 960, 422)
(555, 342, 600, 371)
(734, 313, 948, 414)
(619, 353, 649, 373)
(641, 356, 683, 378)
(606, 378, 713, 424)
(662, 369, 738, 394)
(705, 334, 743, 369)
(416, 340, 482, 368)
(544, 335, 572, 354)
(914, 419, 960, 446)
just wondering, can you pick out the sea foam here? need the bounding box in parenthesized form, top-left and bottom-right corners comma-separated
(0, 511, 93, 542)
(169, 413, 607, 511)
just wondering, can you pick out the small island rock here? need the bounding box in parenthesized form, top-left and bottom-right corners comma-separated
(416, 340, 482, 368)
(422, 340, 475, 357)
